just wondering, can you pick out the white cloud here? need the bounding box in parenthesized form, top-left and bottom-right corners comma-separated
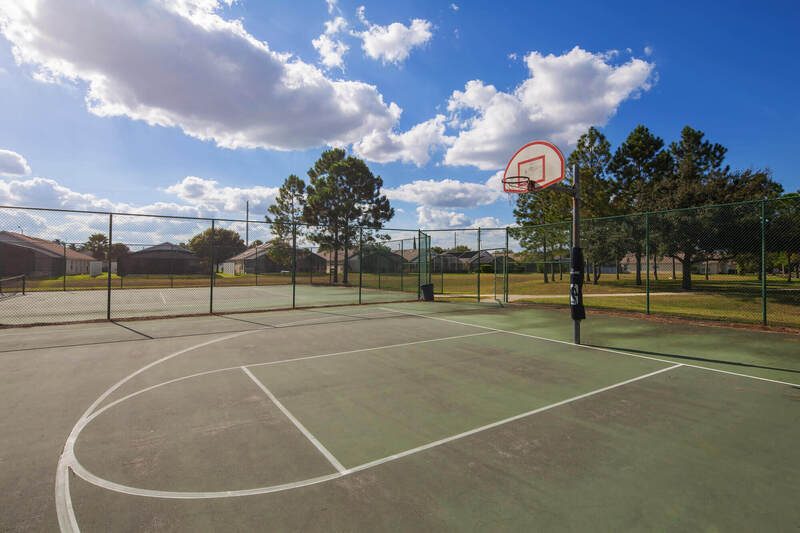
(416, 206, 469, 228)
(164, 176, 278, 213)
(471, 216, 501, 228)
(324, 16, 348, 35)
(507, 53, 517, 61)
(644, 45, 653, 56)
(0, 173, 277, 219)
(442, 46, 654, 170)
(450, 3, 459, 11)
(325, 0, 337, 14)
(312, 15, 349, 70)
(0, 171, 281, 244)
(312, 34, 349, 70)
(415, 206, 499, 229)
(356, 6, 368, 25)
(352, 114, 453, 166)
(383, 171, 504, 209)
(355, 8, 433, 65)
(0, 149, 31, 177)
(0, 0, 402, 151)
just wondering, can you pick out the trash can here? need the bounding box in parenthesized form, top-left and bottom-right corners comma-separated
(421, 283, 434, 301)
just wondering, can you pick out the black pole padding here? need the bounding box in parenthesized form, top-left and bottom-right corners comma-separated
(570, 246, 586, 321)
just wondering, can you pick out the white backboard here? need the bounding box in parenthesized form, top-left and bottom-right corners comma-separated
(503, 141, 565, 191)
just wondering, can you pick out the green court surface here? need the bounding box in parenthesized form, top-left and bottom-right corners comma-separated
(0, 283, 415, 325)
(1, 302, 798, 532)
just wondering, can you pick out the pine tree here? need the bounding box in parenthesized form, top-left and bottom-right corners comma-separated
(608, 125, 672, 285)
(303, 149, 394, 283)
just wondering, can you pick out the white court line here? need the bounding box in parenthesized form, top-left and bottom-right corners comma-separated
(378, 307, 800, 388)
(242, 366, 347, 473)
(79, 330, 501, 429)
(347, 364, 683, 474)
(66, 364, 682, 500)
(54, 463, 79, 532)
(55, 329, 258, 533)
(159, 292, 167, 306)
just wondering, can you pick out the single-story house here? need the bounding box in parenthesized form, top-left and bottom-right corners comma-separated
(348, 246, 407, 273)
(227, 243, 326, 274)
(0, 231, 95, 277)
(118, 243, 203, 275)
(438, 250, 506, 272)
(316, 249, 354, 274)
(619, 253, 737, 276)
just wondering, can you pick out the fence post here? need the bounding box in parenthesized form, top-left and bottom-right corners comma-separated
(417, 230, 421, 299)
(440, 253, 444, 294)
(645, 213, 650, 315)
(761, 199, 767, 325)
(63, 242, 67, 292)
(254, 242, 259, 287)
(400, 238, 404, 293)
(209, 219, 215, 314)
(358, 227, 363, 304)
(107, 214, 112, 321)
(476, 228, 481, 302)
(504, 227, 509, 303)
(292, 221, 297, 309)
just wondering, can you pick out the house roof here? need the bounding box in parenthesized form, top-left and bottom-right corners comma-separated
(130, 242, 196, 256)
(617, 252, 731, 265)
(0, 231, 96, 261)
(228, 243, 325, 262)
(227, 243, 271, 262)
(395, 249, 419, 260)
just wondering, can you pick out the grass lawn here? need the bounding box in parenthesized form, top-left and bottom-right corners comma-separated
(514, 292, 798, 329)
(431, 272, 798, 328)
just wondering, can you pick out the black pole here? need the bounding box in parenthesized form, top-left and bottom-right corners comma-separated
(209, 219, 215, 314)
(292, 221, 297, 309)
(107, 214, 112, 320)
(570, 164, 585, 344)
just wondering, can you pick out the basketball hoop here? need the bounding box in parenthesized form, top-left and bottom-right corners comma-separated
(502, 175, 532, 193)
(501, 139, 585, 345)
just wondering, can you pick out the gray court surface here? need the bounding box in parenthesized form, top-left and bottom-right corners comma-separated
(0, 283, 414, 325)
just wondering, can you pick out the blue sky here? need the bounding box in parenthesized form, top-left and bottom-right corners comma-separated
(0, 0, 797, 237)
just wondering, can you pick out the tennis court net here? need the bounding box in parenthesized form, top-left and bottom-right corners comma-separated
(0, 275, 26, 298)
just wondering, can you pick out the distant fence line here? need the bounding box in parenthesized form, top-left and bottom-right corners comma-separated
(0, 195, 798, 328)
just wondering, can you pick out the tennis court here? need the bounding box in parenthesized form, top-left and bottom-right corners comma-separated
(1, 301, 798, 532)
(0, 283, 415, 325)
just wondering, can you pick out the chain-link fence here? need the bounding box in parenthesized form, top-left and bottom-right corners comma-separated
(420, 197, 799, 329)
(2, 197, 798, 328)
(0, 207, 423, 326)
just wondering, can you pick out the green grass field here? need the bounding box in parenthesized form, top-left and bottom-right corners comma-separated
(432, 272, 799, 328)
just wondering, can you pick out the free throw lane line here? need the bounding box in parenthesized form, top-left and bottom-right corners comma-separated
(379, 307, 800, 388)
(242, 366, 347, 473)
(67, 364, 682, 500)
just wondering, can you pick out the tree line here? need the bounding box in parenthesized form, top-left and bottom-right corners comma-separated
(66, 149, 393, 282)
(512, 125, 799, 289)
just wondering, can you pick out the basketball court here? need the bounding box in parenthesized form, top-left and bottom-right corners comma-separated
(2, 301, 798, 532)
